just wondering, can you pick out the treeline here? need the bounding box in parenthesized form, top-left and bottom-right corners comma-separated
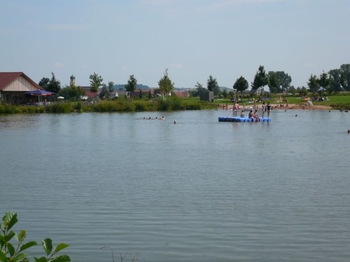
(193, 64, 350, 99)
(38, 64, 350, 102)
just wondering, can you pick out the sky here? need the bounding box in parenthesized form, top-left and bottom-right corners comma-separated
(1, 0, 349, 89)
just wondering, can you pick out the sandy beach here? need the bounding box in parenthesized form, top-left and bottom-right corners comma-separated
(269, 103, 332, 110)
(219, 103, 332, 111)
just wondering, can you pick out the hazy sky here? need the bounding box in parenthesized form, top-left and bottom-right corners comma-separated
(1, 0, 349, 89)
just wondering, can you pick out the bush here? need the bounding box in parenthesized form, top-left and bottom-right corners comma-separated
(0, 105, 22, 114)
(0, 212, 70, 262)
(91, 100, 136, 112)
(45, 103, 74, 113)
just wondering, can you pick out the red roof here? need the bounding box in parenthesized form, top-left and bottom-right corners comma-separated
(84, 90, 100, 99)
(173, 91, 189, 98)
(0, 72, 42, 91)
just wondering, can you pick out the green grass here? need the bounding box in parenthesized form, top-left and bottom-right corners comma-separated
(1, 94, 350, 114)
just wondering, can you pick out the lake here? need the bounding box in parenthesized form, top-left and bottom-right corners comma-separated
(1, 109, 350, 261)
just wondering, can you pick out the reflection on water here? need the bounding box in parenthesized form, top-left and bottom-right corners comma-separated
(1, 110, 350, 261)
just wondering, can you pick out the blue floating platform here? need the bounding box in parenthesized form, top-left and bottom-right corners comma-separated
(218, 116, 271, 122)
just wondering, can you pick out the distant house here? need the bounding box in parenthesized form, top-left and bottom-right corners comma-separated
(173, 91, 190, 98)
(0, 72, 43, 104)
(79, 86, 100, 100)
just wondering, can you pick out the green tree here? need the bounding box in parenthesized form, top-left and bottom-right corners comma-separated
(233, 76, 249, 97)
(154, 88, 161, 97)
(89, 72, 103, 93)
(317, 71, 330, 95)
(158, 69, 174, 96)
(108, 81, 115, 93)
(139, 89, 143, 99)
(307, 74, 319, 94)
(267, 71, 279, 94)
(222, 89, 228, 98)
(0, 212, 70, 262)
(191, 82, 206, 97)
(228, 90, 234, 100)
(60, 84, 85, 101)
(124, 75, 137, 93)
(275, 71, 292, 92)
(297, 86, 308, 97)
(328, 69, 342, 92)
(251, 65, 268, 91)
(289, 85, 297, 96)
(207, 75, 219, 94)
(99, 84, 110, 100)
(46, 72, 61, 93)
(340, 64, 350, 91)
(38, 77, 50, 90)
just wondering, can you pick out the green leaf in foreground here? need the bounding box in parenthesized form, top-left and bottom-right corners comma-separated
(42, 238, 53, 256)
(0, 251, 7, 262)
(51, 254, 71, 262)
(53, 243, 69, 255)
(19, 241, 37, 252)
(7, 242, 15, 256)
(3, 212, 18, 231)
(34, 256, 48, 262)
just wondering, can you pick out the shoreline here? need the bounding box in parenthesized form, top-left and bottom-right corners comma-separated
(219, 103, 332, 111)
(270, 103, 332, 110)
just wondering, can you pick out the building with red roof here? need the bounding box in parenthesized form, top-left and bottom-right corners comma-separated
(0, 72, 43, 104)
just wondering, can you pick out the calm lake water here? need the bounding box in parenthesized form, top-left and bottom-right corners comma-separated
(1, 109, 350, 261)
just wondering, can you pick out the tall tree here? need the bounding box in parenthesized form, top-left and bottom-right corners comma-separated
(307, 74, 319, 94)
(267, 71, 279, 94)
(108, 81, 115, 93)
(328, 69, 342, 92)
(190, 82, 204, 97)
(340, 64, 350, 91)
(124, 75, 137, 93)
(317, 71, 330, 95)
(47, 72, 61, 93)
(89, 72, 103, 93)
(207, 75, 219, 95)
(233, 76, 249, 97)
(251, 65, 268, 91)
(38, 77, 50, 90)
(195, 82, 204, 90)
(158, 69, 174, 96)
(275, 71, 292, 92)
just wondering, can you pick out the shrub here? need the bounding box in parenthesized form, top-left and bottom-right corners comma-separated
(46, 103, 74, 113)
(0, 212, 70, 262)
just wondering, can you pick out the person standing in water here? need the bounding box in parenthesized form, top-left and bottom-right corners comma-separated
(267, 102, 271, 118)
(261, 101, 266, 118)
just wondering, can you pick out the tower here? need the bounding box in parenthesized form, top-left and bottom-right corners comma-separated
(70, 75, 76, 86)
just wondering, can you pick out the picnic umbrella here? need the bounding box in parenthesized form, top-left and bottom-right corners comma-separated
(24, 90, 55, 103)
(57, 96, 64, 100)
(24, 90, 54, 96)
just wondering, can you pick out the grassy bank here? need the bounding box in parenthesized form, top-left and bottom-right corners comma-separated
(0, 97, 217, 114)
(1, 94, 349, 114)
